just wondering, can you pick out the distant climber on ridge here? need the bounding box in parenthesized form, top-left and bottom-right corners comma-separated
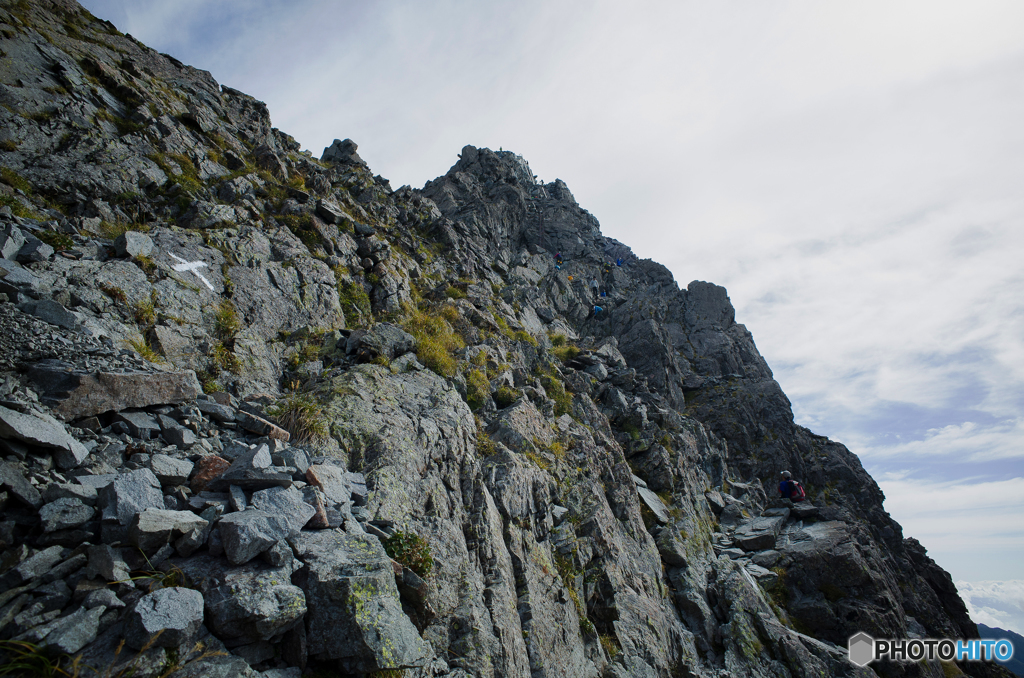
(779, 470, 806, 502)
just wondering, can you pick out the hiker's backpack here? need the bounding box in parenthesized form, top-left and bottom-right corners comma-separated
(790, 480, 806, 502)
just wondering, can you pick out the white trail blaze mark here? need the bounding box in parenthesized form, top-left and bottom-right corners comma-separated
(168, 253, 215, 291)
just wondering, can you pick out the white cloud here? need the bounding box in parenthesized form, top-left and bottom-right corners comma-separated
(877, 476, 1024, 580)
(955, 580, 1024, 636)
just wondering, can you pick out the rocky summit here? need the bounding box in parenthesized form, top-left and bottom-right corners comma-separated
(0, 2, 1009, 678)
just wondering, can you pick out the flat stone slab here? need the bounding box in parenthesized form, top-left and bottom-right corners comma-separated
(28, 362, 201, 419)
(125, 586, 204, 649)
(637, 486, 670, 524)
(735, 515, 787, 552)
(0, 405, 88, 469)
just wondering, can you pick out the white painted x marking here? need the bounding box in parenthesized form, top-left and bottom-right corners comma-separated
(168, 253, 215, 291)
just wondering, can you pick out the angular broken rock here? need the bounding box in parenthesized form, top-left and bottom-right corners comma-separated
(637, 486, 670, 524)
(190, 455, 231, 493)
(208, 445, 292, 492)
(126, 586, 204, 649)
(250, 486, 315, 534)
(148, 454, 194, 486)
(39, 604, 106, 655)
(0, 405, 89, 469)
(289, 530, 431, 670)
(734, 515, 787, 552)
(114, 231, 154, 258)
(40, 497, 95, 533)
(235, 410, 290, 441)
(0, 458, 43, 508)
(98, 468, 165, 526)
(179, 554, 307, 644)
(129, 508, 209, 553)
(305, 464, 352, 505)
(217, 509, 296, 565)
(28, 362, 202, 419)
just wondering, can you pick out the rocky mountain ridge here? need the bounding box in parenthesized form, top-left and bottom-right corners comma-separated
(0, 1, 1009, 677)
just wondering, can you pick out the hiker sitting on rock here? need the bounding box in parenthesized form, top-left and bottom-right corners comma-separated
(779, 470, 806, 502)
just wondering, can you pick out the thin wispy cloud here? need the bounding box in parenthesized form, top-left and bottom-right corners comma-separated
(79, 0, 1024, 589)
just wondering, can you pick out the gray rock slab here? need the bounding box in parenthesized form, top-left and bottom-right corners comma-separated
(98, 468, 165, 526)
(17, 235, 54, 262)
(179, 555, 306, 644)
(163, 427, 197, 448)
(791, 502, 820, 520)
(129, 508, 209, 553)
(40, 497, 95, 532)
(41, 604, 106, 654)
(0, 458, 43, 508)
(149, 454, 194, 486)
(229, 484, 247, 512)
(25, 299, 82, 332)
(0, 405, 89, 469)
(218, 509, 294, 565)
(209, 445, 292, 492)
(83, 588, 124, 609)
(637, 486, 670, 524)
(113, 411, 162, 439)
(27, 363, 202, 419)
(126, 586, 204, 649)
(304, 464, 351, 506)
(114, 231, 154, 258)
(43, 482, 97, 505)
(0, 225, 25, 260)
(250, 486, 315, 534)
(734, 515, 787, 552)
(0, 258, 39, 292)
(85, 544, 131, 583)
(3, 545, 65, 587)
(289, 530, 431, 670)
(197, 400, 238, 423)
(353, 322, 416, 361)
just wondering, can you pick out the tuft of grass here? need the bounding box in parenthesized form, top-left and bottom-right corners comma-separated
(0, 194, 36, 218)
(540, 374, 572, 417)
(132, 297, 155, 326)
(213, 300, 240, 340)
(494, 385, 518, 409)
(465, 369, 489, 411)
(134, 254, 157, 276)
(126, 337, 164, 364)
(600, 634, 621, 659)
(444, 285, 466, 300)
(336, 274, 372, 325)
(0, 167, 31, 193)
(514, 330, 537, 346)
(0, 140, 18, 152)
(401, 305, 465, 378)
(210, 342, 241, 374)
(267, 391, 328, 445)
(98, 220, 149, 240)
(549, 333, 567, 347)
(384, 531, 433, 578)
(99, 283, 127, 303)
(36, 230, 74, 251)
(94, 107, 143, 137)
(552, 344, 581, 364)
(475, 421, 496, 457)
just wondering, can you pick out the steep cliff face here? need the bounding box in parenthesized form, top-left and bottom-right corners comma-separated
(0, 2, 1008, 678)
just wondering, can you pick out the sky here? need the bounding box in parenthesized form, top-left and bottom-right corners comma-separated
(79, 0, 1024, 629)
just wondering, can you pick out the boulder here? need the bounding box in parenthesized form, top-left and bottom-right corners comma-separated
(128, 508, 208, 553)
(114, 231, 154, 258)
(352, 323, 416, 362)
(249, 486, 315, 534)
(178, 555, 306, 644)
(289, 530, 431, 671)
(43, 482, 97, 505)
(16, 234, 54, 262)
(112, 411, 161, 439)
(23, 299, 83, 332)
(39, 497, 95, 532)
(217, 510, 295, 565)
(315, 199, 346, 225)
(0, 224, 25, 259)
(97, 468, 165, 526)
(0, 458, 43, 508)
(190, 455, 231, 493)
(39, 604, 106, 654)
(126, 587, 204, 649)
(638, 486, 670, 524)
(0, 405, 89, 469)
(148, 454, 194, 486)
(28, 362, 202, 419)
(208, 445, 292, 492)
(235, 410, 290, 441)
(734, 515, 787, 552)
